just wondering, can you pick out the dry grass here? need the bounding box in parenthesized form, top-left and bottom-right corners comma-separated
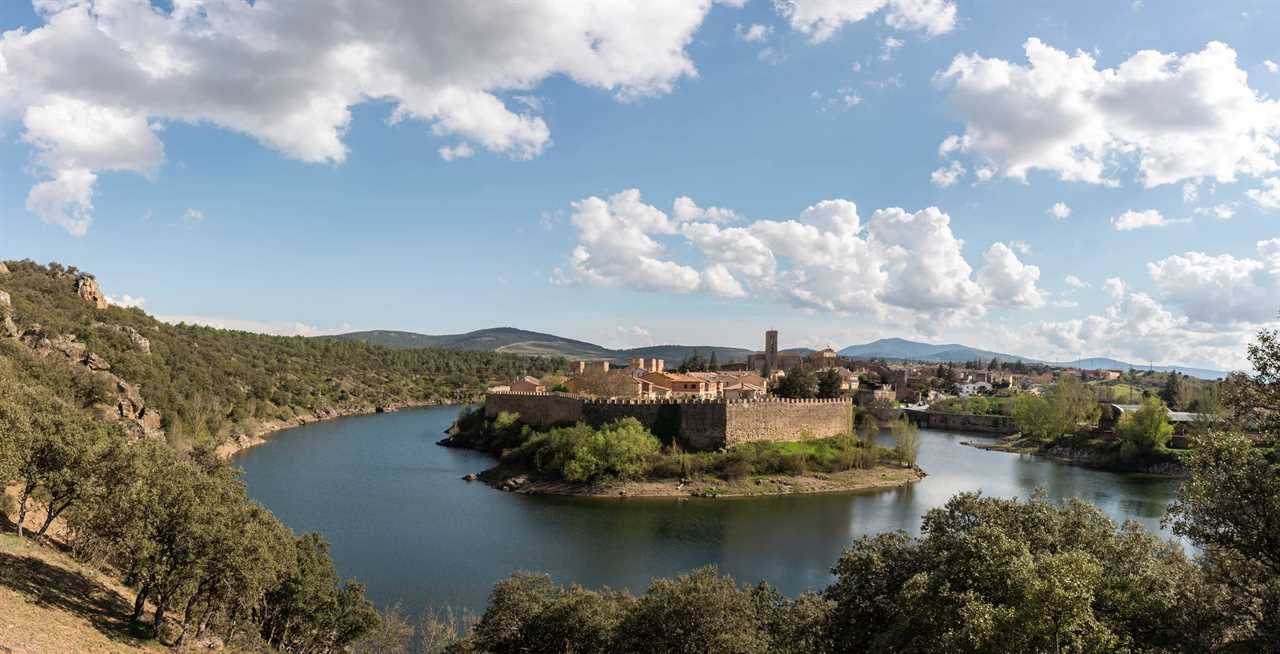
(0, 533, 166, 654)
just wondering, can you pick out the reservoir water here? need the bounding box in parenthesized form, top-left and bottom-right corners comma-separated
(236, 405, 1181, 616)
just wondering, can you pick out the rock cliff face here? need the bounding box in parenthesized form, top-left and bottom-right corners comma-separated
(75, 274, 108, 309)
(18, 324, 164, 441)
(94, 322, 152, 354)
(0, 289, 17, 338)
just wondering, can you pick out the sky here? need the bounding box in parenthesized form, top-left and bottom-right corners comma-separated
(1, 0, 1279, 371)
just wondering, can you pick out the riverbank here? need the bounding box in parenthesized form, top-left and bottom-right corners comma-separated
(964, 435, 1187, 477)
(469, 463, 926, 499)
(217, 399, 466, 459)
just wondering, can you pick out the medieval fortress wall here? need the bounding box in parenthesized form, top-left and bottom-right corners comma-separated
(483, 392, 851, 449)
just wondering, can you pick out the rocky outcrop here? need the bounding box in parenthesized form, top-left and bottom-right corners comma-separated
(93, 322, 152, 354)
(75, 274, 108, 309)
(18, 325, 163, 441)
(0, 261, 9, 275)
(0, 290, 16, 338)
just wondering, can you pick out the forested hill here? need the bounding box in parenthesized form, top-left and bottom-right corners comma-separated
(0, 260, 565, 448)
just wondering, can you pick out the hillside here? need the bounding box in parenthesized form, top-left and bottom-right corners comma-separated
(0, 260, 565, 448)
(330, 328, 758, 365)
(840, 338, 1226, 380)
(0, 534, 167, 654)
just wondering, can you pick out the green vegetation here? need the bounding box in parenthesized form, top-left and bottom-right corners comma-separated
(930, 395, 1011, 416)
(1010, 376, 1101, 443)
(2, 260, 564, 448)
(450, 410, 893, 485)
(890, 418, 920, 467)
(1116, 396, 1175, 458)
(773, 365, 818, 398)
(507, 418, 661, 482)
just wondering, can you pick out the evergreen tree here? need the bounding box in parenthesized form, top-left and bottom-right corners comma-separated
(709, 351, 720, 372)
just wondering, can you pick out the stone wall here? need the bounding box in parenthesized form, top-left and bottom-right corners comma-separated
(903, 409, 1017, 434)
(726, 399, 851, 446)
(483, 392, 584, 426)
(483, 393, 852, 450)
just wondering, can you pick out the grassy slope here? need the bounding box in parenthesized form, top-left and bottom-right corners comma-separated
(0, 534, 166, 654)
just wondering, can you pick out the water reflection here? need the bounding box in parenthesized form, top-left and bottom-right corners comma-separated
(237, 406, 1182, 616)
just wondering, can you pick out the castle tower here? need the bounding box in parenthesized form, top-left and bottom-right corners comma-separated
(765, 330, 778, 371)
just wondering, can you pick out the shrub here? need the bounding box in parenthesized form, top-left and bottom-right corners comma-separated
(506, 418, 661, 483)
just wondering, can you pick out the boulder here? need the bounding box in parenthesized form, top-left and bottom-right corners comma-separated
(462, 473, 479, 481)
(83, 352, 112, 371)
(76, 274, 108, 309)
(0, 261, 8, 274)
(0, 290, 15, 339)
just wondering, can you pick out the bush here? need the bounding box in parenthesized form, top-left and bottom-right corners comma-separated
(506, 418, 661, 483)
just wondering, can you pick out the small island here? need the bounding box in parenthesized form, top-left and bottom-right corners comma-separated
(442, 399, 924, 499)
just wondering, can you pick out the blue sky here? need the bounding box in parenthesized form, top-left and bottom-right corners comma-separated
(2, 0, 1279, 370)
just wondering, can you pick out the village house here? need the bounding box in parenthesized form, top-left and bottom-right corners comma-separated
(510, 376, 547, 394)
(642, 371, 716, 399)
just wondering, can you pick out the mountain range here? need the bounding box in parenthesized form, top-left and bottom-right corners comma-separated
(328, 329, 1227, 380)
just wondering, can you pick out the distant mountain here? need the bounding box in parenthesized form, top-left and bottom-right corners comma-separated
(331, 330, 1227, 380)
(330, 328, 615, 360)
(839, 338, 1025, 364)
(840, 338, 1227, 380)
(329, 328, 757, 366)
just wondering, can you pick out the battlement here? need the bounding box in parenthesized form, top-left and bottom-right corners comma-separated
(484, 392, 851, 449)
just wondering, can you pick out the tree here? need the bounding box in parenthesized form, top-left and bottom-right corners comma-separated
(1011, 394, 1062, 442)
(774, 367, 817, 399)
(816, 369, 843, 399)
(890, 419, 920, 467)
(709, 351, 720, 372)
(825, 493, 1223, 653)
(615, 567, 772, 654)
(1049, 375, 1099, 432)
(1161, 372, 1187, 410)
(507, 418, 661, 483)
(1116, 397, 1173, 458)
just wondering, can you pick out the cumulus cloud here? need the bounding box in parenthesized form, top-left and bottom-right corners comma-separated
(773, 0, 957, 43)
(1064, 274, 1088, 289)
(1267, 60, 1279, 74)
(1249, 178, 1280, 210)
(937, 39, 1280, 188)
(1048, 202, 1071, 220)
(553, 189, 1045, 331)
(930, 160, 965, 187)
(3, 0, 724, 234)
(183, 208, 205, 223)
(977, 242, 1044, 308)
(1111, 209, 1180, 231)
(672, 196, 740, 223)
(1147, 240, 1280, 326)
(1103, 277, 1126, 300)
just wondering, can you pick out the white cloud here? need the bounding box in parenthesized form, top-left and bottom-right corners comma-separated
(735, 23, 773, 42)
(937, 39, 1280, 188)
(554, 190, 1046, 332)
(1103, 277, 1126, 300)
(881, 36, 904, 62)
(613, 325, 655, 348)
(672, 196, 741, 223)
(1047, 202, 1071, 220)
(1194, 204, 1235, 220)
(773, 0, 957, 43)
(930, 160, 965, 187)
(438, 143, 475, 161)
(1064, 274, 1088, 289)
(1147, 241, 1280, 326)
(1248, 178, 1280, 210)
(1181, 181, 1200, 204)
(1009, 240, 1032, 256)
(1266, 60, 1279, 74)
(157, 315, 330, 337)
(107, 294, 146, 309)
(183, 208, 205, 223)
(977, 242, 1044, 308)
(1111, 209, 1180, 231)
(4, 0, 722, 234)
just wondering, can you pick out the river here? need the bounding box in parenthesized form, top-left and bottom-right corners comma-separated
(236, 405, 1182, 616)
